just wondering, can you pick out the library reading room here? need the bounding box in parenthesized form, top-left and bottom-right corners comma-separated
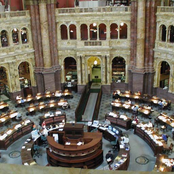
(1, 0, 174, 174)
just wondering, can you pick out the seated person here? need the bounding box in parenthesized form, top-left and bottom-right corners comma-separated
(55, 90, 62, 97)
(16, 112, 22, 120)
(148, 121, 153, 128)
(158, 100, 163, 109)
(162, 134, 168, 143)
(105, 150, 114, 165)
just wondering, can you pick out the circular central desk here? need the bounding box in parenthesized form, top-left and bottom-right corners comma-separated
(46, 132, 103, 168)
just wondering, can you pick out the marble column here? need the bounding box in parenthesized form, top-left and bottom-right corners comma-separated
(136, 0, 145, 70)
(169, 65, 173, 93)
(107, 55, 110, 84)
(101, 56, 105, 84)
(48, 0, 59, 66)
(88, 25, 90, 41)
(39, 0, 51, 68)
(76, 23, 80, 40)
(18, 31, 22, 45)
(25, 0, 43, 67)
(77, 56, 82, 84)
(106, 23, 110, 40)
(130, 0, 137, 68)
(144, 0, 150, 70)
(97, 24, 99, 40)
(82, 57, 86, 84)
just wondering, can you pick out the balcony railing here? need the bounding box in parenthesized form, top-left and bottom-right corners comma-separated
(57, 6, 130, 14)
(157, 6, 174, 13)
(0, 10, 30, 19)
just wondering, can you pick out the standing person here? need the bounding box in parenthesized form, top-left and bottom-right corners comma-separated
(105, 150, 114, 165)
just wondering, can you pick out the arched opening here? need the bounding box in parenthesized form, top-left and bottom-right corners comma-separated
(64, 57, 77, 84)
(110, 23, 118, 39)
(87, 57, 101, 83)
(112, 57, 126, 83)
(18, 62, 31, 90)
(160, 25, 166, 42)
(21, 27, 28, 44)
(1, 30, 8, 47)
(60, 25, 68, 40)
(99, 23, 106, 40)
(69, 24, 77, 40)
(120, 23, 127, 39)
(90, 23, 97, 40)
(81, 24, 88, 40)
(0, 66, 9, 97)
(160, 61, 170, 89)
(168, 25, 174, 43)
(12, 28, 19, 44)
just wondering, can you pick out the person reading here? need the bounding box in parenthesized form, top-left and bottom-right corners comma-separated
(105, 150, 114, 165)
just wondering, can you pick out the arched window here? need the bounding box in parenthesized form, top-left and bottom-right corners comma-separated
(99, 23, 106, 40)
(120, 23, 127, 39)
(160, 25, 166, 42)
(160, 61, 170, 89)
(90, 23, 97, 40)
(110, 23, 118, 39)
(69, 24, 77, 40)
(12, 28, 19, 44)
(60, 25, 68, 40)
(112, 57, 126, 83)
(21, 27, 28, 44)
(1, 30, 8, 47)
(168, 25, 174, 43)
(81, 24, 88, 40)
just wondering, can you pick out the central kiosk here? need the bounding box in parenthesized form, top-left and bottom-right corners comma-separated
(46, 123, 103, 168)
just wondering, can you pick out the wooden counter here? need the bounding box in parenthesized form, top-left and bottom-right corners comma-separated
(47, 132, 103, 168)
(39, 112, 66, 126)
(134, 125, 165, 156)
(113, 90, 170, 109)
(0, 120, 34, 150)
(111, 100, 152, 117)
(105, 112, 132, 130)
(16, 90, 73, 107)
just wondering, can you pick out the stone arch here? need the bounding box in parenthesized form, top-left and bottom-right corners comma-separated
(120, 22, 127, 39)
(168, 25, 174, 43)
(60, 24, 68, 40)
(12, 28, 19, 44)
(111, 56, 126, 83)
(159, 24, 167, 42)
(64, 57, 77, 83)
(80, 24, 88, 40)
(86, 56, 101, 83)
(20, 27, 29, 44)
(99, 23, 106, 40)
(90, 23, 97, 40)
(1, 29, 8, 47)
(69, 24, 77, 40)
(110, 23, 118, 39)
(0, 65, 10, 96)
(156, 60, 171, 90)
(18, 61, 32, 90)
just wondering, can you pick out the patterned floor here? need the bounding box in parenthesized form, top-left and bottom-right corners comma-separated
(0, 91, 174, 171)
